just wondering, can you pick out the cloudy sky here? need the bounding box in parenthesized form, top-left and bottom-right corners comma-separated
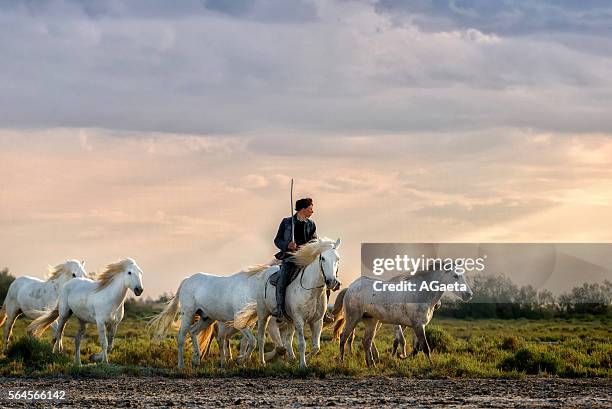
(2, 0, 612, 297)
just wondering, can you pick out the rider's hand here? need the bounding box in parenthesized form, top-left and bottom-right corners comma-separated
(288, 241, 297, 251)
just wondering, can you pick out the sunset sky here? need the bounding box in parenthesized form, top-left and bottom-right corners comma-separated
(2, 1, 612, 297)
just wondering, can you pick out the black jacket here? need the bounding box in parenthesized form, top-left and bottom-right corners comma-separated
(274, 214, 317, 260)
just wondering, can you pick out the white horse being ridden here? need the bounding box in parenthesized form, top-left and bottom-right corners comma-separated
(28, 258, 144, 365)
(149, 265, 275, 369)
(235, 237, 342, 369)
(337, 268, 472, 366)
(0, 260, 87, 353)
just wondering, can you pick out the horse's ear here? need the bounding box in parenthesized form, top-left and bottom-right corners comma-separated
(81, 260, 86, 267)
(334, 238, 342, 249)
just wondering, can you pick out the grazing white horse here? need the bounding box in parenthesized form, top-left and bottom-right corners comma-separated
(0, 260, 87, 353)
(235, 237, 342, 369)
(337, 268, 472, 366)
(28, 258, 144, 365)
(149, 265, 275, 369)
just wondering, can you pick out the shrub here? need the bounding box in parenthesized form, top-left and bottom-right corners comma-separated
(500, 335, 522, 351)
(4, 336, 70, 371)
(500, 347, 562, 375)
(425, 325, 455, 353)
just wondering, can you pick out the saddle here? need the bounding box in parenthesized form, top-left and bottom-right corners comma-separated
(268, 266, 301, 287)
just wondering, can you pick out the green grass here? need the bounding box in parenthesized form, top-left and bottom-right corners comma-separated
(1, 314, 610, 378)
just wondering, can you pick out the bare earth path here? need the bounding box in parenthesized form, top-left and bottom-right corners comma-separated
(1, 377, 610, 408)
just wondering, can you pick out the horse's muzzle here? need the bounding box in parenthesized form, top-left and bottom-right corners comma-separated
(461, 290, 473, 302)
(327, 279, 341, 291)
(134, 287, 143, 296)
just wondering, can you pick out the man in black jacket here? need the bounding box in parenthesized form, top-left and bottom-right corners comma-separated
(273, 198, 317, 320)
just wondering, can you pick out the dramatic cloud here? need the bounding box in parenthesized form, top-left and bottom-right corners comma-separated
(1, 0, 611, 134)
(2, 2, 612, 295)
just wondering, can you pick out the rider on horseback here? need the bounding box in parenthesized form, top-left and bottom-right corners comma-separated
(273, 198, 333, 322)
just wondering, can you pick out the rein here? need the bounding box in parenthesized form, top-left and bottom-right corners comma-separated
(299, 255, 326, 291)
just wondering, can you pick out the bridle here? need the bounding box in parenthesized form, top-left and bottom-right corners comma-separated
(299, 254, 338, 291)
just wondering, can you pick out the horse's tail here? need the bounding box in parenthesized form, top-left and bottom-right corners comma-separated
(27, 306, 59, 338)
(197, 320, 217, 358)
(148, 280, 185, 341)
(0, 302, 6, 328)
(230, 301, 258, 329)
(332, 288, 347, 341)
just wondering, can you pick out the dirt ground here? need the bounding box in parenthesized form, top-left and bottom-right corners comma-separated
(1, 377, 610, 408)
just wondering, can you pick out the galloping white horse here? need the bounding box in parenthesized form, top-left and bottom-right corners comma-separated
(28, 258, 144, 365)
(0, 260, 87, 353)
(149, 266, 274, 369)
(337, 268, 472, 366)
(236, 237, 342, 369)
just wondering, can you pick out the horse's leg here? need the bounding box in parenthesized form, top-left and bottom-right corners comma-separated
(225, 328, 235, 362)
(189, 317, 212, 368)
(215, 323, 234, 367)
(256, 314, 270, 366)
(276, 323, 294, 361)
(348, 329, 355, 354)
(415, 324, 431, 361)
(2, 308, 20, 354)
(339, 314, 360, 362)
(393, 325, 407, 358)
(237, 328, 256, 364)
(306, 318, 323, 360)
(264, 320, 284, 361)
(411, 328, 420, 356)
(370, 322, 381, 362)
(74, 319, 87, 366)
(95, 320, 109, 364)
(362, 318, 377, 367)
(53, 309, 71, 353)
(239, 333, 248, 357)
(50, 321, 59, 350)
(398, 325, 407, 359)
(176, 311, 193, 370)
(202, 323, 217, 359)
(294, 317, 307, 369)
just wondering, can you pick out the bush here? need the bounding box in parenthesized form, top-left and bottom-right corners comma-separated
(425, 325, 455, 353)
(500, 347, 562, 375)
(500, 336, 523, 351)
(4, 336, 71, 371)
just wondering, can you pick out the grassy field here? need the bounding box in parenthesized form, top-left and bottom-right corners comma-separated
(1, 312, 610, 379)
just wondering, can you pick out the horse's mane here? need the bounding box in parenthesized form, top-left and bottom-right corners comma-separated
(290, 237, 336, 267)
(95, 259, 131, 291)
(47, 262, 71, 280)
(238, 264, 273, 277)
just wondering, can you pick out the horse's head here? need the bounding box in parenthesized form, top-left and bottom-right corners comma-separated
(121, 258, 145, 296)
(321, 238, 342, 291)
(449, 267, 473, 302)
(50, 259, 88, 283)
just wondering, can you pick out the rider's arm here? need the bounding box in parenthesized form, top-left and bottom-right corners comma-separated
(274, 219, 290, 252)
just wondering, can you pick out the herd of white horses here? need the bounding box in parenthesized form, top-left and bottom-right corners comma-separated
(0, 237, 473, 369)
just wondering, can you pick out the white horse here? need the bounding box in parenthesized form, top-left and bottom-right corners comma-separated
(337, 268, 472, 366)
(235, 237, 342, 369)
(28, 258, 144, 365)
(148, 265, 275, 369)
(0, 260, 88, 353)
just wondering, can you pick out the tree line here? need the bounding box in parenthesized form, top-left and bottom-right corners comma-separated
(439, 273, 612, 319)
(1, 268, 610, 319)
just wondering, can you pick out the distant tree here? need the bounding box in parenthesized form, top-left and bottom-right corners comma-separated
(0, 268, 16, 304)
